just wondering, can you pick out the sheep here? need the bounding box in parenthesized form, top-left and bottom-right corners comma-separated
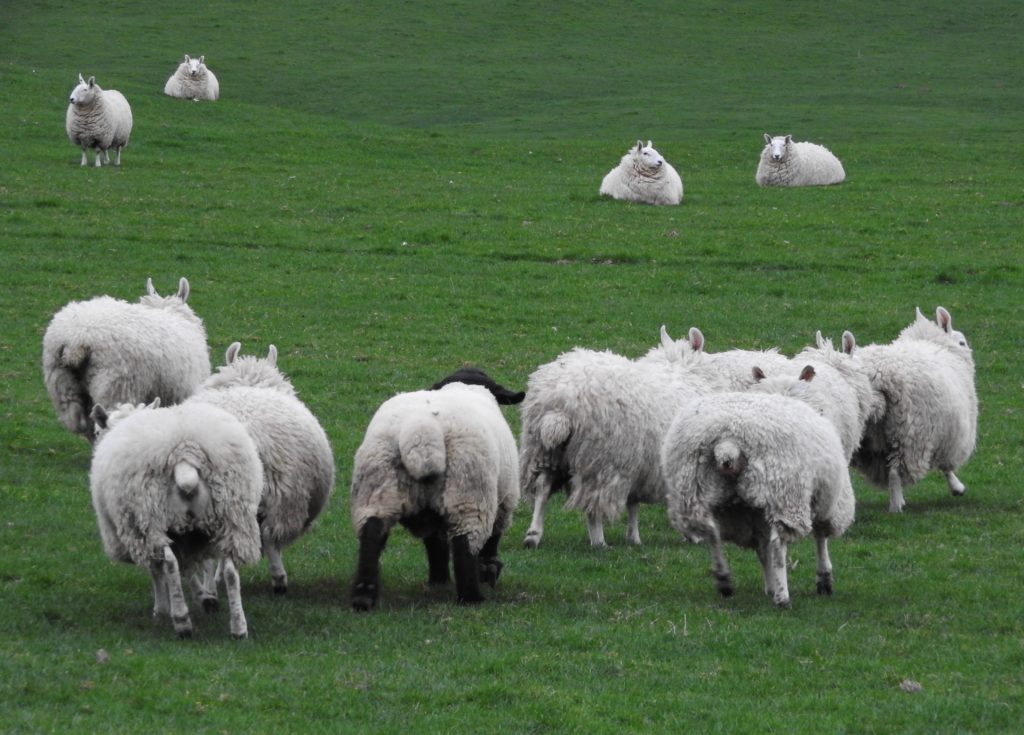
(661, 386, 855, 608)
(89, 399, 262, 638)
(698, 342, 792, 392)
(42, 277, 211, 443)
(349, 377, 520, 610)
(755, 133, 845, 187)
(599, 139, 683, 205)
(851, 306, 977, 512)
(750, 331, 883, 462)
(163, 54, 220, 101)
(190, 343, 335, 595)
(519, 326, 712, 549)
(66, 74, 133, 167)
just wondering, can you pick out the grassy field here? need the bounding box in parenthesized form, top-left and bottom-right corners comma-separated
(2, 1, 1022, 732)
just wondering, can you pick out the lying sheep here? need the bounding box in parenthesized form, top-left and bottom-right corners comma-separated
(599, 139, 683, 205)
(191, 343, 335, 595)
(852, 307, 978, 512)
(520, 327, 711, 549)
(349, 375, 520, 610)
(89, 399, 262, 638)
(755, 133, 845, 187)
(42, 277, 211, 443)
(66, 74, 133, 167)
(662, 386, 855, 608)
(164, 54, 220, 101)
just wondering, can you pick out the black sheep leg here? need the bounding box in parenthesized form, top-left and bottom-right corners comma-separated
(423, 530, 451, 585)
(478, 532, 504, 588)
(451, 534, 484, 605)
(351, 517, 389, 612)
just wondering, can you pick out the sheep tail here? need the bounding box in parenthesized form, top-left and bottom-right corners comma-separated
(538, 411, 572, 451)
(713, 438, 745, 478)
(173, 461, 201, 497)
(398, 413, 446, 481)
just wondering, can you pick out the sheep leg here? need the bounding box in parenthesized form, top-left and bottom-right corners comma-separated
(262, 527, 288, 595)
(113, 146, 122, 166)
(94, 147, 104, 168)
(451, 534, 484, 605)
(706, 524, 733, 598)
(477, 532, 504, 588)
(423, 530, 451, 585)
(755, 540, 776, 597)
(946, 471, 966, 497)
(585, 512, 608, 548)
(161, 546, 193, 638)
(768, 528, 790, 609)
(815, 535, 834, 596)
(522, 488, 550, 549)
(192, 558, 220, 612)
(624, 503, 642, 546)
(221, 558, 248, 640)
(351, 517, 388, 612)
(149, 560, 170, 617)
(888, 465, 906, 513)
(79, 147, 89, 167)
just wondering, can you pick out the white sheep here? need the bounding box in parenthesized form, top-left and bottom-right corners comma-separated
(662, 388, 855, 608)
(190, 343, 335, 595)
(42, 277, 211, 443)
(755, 133, 845, 187)
(66, 74, 133, 167)
(698, 342, 792, 392)
(519, 327, 711, 549)
(851, 306, 977, 512)
(599, 139, 683, 205)
(89, 399, 263, 638)
(164, 54, 220, 101)
(349, 378, 520, 610)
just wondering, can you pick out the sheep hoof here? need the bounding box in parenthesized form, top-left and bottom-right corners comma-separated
(522, 533, 540, 550)
(176, 627, 193, 639)
(351, 582, 378, 612)
(231, 631, 248, 641)
(774, 598, 792, 610)
(713, 572, 734, 598)
(201, 598, 220, 614)
(479, 558, 503, 588)
(456, 593, 485, 606)
(816, 575, 834, 596)
(272, 584, 288, 596)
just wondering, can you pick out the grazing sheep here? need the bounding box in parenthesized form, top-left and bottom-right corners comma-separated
(349, 378, 519, 610)
(66, 74, 133, 167)
(662, 388, 855, 608)
(190, 343, 335, 595)
(163, 54, 220, 101)
(430, 366, 525, 405)
(89, 399, 262, 638)
(519, 327, 711, 549)
(600, 139, 683, 205)
(851, 307, 977, 512)
(755, 133, 845, 187)
(42, 277, 211, 443)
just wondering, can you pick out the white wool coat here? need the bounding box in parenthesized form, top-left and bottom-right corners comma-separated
(351, 383, 519, 553)
(164, 55, 220, 101)
(662, 391, 855, 546)
(599, 140, 683, 205)
(755, 134, 845, 187)
(191, 345, 335, 550)
(90, 401, 262, 569)
(66, 75, 133, 166)
(42, 278, 210, 442)
(519, 344, 711, 522)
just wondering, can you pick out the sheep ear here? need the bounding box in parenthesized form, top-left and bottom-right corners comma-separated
(184, 54, 191, 62)
(799, 365, 816, 382)
(87, 76, 95, 87)
(752, 366, 766, 382)
(814, 330, 825, 349)
(267, 345, 278, 367)
(148, 397, 161, 409)
(78, 73, 85, 84)
(176, 277, 190, 301)
(936, 306, 952, 333)
(145, 277, 158, 297)
(688, 327, 705, 352)
(785, 134, 792, 144)
(91, 405, 109, 430)
(914, 306, 925, 322)
(225, 342, 242, 364)
(842, 331, 856, 354)
(199, 55, 204, 64)
(659, 325, 672, 349)
(635, 139, 644, 151)
(646, 139, 653, 148)
(764, 132, 772, 144)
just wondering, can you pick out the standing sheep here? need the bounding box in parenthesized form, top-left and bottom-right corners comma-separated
(599, 139, 683, 205)
(89, 399, 263, 638)
(164, 54, 220, 101)
(519, 326, 711, 549)
(42, 277, 211, 443)
(66, 74, 133, 167)
(755, 133, 845, 187)
(190, 343, 335, 595)
(349, 378, 520, 610)
(661, 388, 855, 608)
(851, 306, 977, 512)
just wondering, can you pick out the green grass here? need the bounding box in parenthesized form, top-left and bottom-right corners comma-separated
(2, 1, 1023, 732)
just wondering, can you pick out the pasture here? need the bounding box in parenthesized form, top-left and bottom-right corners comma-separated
(1, 1, 1022, 732)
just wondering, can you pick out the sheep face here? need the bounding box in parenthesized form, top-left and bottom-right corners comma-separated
(632, 140, 665, 173)
(764, 134, 793, 162)
(185, 55, 206, 79)
(69, 75, 99, 106)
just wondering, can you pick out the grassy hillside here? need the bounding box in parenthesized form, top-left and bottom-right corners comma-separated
(1, 2, 1022, 732)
